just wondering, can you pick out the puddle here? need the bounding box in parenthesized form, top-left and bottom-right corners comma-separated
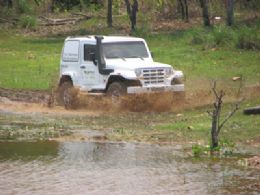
(0, 141, 259, 195)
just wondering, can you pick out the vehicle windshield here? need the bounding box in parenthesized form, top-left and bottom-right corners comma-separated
(103, 41, 149, 59)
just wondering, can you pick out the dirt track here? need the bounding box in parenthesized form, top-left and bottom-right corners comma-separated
(0, 84, 260, 115)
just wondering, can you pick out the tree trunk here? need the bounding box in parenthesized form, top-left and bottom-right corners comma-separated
(124, 0, 138, 31)
(178, 0, 185, 20)
(183, 0, 189, 22)
(1, 0, 12, 8)
(107, 0, 113, 27)
(124, 0, 131, 17)
(226, 0, 234, 26)
(211, 110, 219, 148)
(199, 0, 210, 26)
(131, 0, 138, 31)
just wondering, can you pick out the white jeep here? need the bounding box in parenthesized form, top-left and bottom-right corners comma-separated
(59, 35, 184, 108)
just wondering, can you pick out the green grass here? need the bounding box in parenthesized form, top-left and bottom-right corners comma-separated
(144, 27, 260, 86)
(1, 99, 259, 144)
(0, 23, 259, 90)
(0, 31, 63, 89)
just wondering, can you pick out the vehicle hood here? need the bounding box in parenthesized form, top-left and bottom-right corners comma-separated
(105, 58, 172, 71)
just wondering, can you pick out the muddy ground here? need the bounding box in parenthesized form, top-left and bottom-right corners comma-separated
(0, 84, 260, 143)
(1, 84, 260, 112)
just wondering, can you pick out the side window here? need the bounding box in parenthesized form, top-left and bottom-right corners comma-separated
(62, 41, 79, 62)
(84, 44, 96, 61)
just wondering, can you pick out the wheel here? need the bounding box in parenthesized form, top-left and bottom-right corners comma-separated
(58, 81, 78, 109)
(106, 82, 127, 106)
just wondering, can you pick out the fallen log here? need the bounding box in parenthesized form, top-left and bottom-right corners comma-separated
(39, 15, 92, 26)
(243, 106, 260, 115)
(40, 16, 80, 22)
(71, 12, 92, 19)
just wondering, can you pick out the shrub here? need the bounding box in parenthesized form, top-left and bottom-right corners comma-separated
(212, 25, 235, 46)
(19, 15, 38, 30)
(17, 0, 32, 14)
(236, 26, 260, 50)
(190, 27, 216, 48)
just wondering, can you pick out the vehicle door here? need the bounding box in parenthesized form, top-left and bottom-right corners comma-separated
(79, 43, 99, 89)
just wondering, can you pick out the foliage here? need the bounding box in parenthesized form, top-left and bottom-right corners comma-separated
(192, 144, 209, 157)
(236, 26, 260, 50)
(192, 138, 235, 157)
(19, 14, 38, 29)
(17, 0, 33, 14)
(191, 24, 260, 51)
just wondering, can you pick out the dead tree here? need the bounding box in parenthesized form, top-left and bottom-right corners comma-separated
(124, 0, 138, 31)
(208, 81, 240, 149)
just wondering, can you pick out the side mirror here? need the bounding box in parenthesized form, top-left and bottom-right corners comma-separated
(89, 52, 97, 65)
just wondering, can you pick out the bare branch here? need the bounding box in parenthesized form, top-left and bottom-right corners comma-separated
(218, 103, 240, 134)
(212, 81, 219, 99)
(207, 110, 213, 117)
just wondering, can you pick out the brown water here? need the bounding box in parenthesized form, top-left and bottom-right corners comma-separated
(0, 141, 259, 195)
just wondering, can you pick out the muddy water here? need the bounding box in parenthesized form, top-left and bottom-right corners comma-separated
(0, 141, 259, 195)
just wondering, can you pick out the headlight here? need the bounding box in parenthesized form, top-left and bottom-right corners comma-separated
(165, 67, 174, 77)
(135, 68, 142, 77)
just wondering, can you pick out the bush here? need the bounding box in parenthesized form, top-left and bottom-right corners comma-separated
(212, 25, 235, 46)
(190, 27, 215, 48)
(236, 26, 260, 50)
(191, 25, 260, 50)
(19, 15, 38, 30)
(17, 0, 32, 14)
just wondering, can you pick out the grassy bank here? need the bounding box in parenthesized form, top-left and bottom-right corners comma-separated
(0, 99, 259, 148)
(0, 23, 259, 90)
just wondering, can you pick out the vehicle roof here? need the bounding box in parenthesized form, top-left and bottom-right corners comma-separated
(65, 35, 145, 43)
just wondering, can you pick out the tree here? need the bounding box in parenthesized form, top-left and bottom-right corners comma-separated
(177, 0, 189, 22)
(226, 0, 234, 26)
(199, 0, 210, 26)
(208, 81, 240, 149)
(124, 0, 138, 31)
(107, 0, 113, 27)
(1, 0, 13, 8)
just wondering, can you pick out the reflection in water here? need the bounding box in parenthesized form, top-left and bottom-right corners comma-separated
(0, 141, 59, 160)
(0, 141, 259, 195)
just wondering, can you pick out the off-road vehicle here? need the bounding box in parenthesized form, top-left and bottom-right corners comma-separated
(59, 35, 184, 108)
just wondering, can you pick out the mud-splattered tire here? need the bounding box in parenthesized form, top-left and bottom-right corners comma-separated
(106, 82, 127, 107)
(59, 81, 78, 109)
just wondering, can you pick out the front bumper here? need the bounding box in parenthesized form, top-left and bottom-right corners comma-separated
(127, 84, 184, 94)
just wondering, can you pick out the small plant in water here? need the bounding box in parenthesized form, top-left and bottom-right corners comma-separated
(192, 139, 235, 157)
(192, 144, 210, 157)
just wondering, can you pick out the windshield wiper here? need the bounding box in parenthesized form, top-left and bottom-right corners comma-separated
(107, 55, 125, 60)
(129, 56, 144, 60)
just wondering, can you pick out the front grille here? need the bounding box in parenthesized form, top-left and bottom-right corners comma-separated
(141, 68, 165, 85)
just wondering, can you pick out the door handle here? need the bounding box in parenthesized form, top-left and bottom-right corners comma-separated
(80, 66, 86, 69)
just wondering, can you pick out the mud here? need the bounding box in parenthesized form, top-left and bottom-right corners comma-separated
(247, 155, 260, 169)
(0, 88, 49, 104)
(0, 84, 259, 114)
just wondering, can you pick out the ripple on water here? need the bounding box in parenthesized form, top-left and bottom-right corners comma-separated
(0, 141, 259, 195)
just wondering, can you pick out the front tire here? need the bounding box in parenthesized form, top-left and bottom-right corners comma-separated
(106, 82, 127, 107)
